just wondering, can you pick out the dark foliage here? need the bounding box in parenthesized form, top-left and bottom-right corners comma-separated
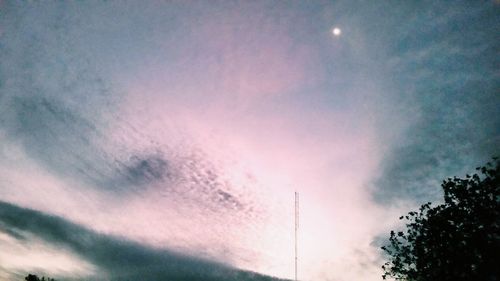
(25, 274, 55, 281)
(381, 158, 500, 281)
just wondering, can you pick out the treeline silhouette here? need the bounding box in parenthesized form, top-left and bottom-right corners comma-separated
(25, 274, 55, 281)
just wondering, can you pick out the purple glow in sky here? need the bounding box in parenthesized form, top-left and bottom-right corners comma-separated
(0, 1, 498, 281)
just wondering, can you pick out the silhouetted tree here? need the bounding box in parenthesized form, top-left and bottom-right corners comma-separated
(25, 274, 39, 281)
(381, 158, 500, 281)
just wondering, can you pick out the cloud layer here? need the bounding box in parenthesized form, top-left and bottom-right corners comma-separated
(0, 201, 287, 281)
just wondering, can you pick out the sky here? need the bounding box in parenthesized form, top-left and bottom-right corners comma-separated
(0, 1, 498, 280)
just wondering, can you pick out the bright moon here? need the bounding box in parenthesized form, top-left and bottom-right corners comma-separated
(332, 27, 342, 36)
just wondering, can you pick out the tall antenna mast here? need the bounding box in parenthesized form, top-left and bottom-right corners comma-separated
(295, 191, 299, 281)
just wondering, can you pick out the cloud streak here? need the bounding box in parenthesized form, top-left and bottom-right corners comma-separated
(0, 201, 287, 281)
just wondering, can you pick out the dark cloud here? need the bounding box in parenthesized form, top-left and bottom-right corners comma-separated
(361, 0, 500, 203)
(7, 96, 110, 185)
(0, 222, 27, 241)
(0, 1, 127, 191)
(5, 96, 167, 192)
(0, 201, 286, 281)
(123, 155, 170, 184)
(3, 94, 248, 212)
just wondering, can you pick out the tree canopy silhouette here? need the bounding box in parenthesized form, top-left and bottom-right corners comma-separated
(381, 158, 500, 281)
